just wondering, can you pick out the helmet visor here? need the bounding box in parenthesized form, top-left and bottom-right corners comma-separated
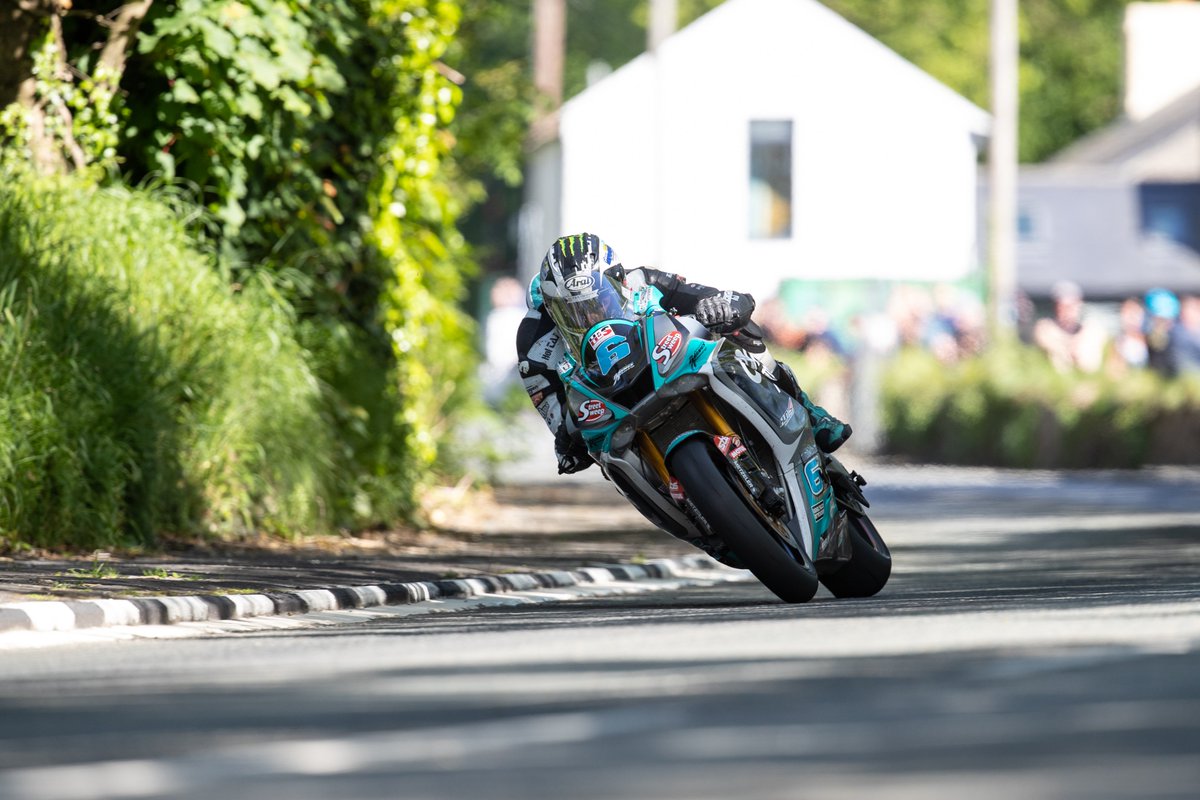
(546, 270, 632, 356)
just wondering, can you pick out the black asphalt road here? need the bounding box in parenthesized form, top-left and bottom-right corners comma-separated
(2, 464, 1199, 800)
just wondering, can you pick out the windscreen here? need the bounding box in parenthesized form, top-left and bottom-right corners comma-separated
(544, 270, 634, 358)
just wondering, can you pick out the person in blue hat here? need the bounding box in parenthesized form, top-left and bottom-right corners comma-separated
(1144, 288, 1182, 378)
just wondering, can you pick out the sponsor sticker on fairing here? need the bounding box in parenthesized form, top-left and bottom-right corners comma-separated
(588, 325, 615, 349)
(652, 330, 683, 371)
(669, 477, 685, 503)
(780, 398, 795, 426)
(577, 398, 610, 424)
(713, 434, 748, 460)
(803, 456, 826, 496)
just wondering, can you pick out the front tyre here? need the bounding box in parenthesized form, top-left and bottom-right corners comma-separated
(818, 513, 891, 598)
(669, 438, 819, 603)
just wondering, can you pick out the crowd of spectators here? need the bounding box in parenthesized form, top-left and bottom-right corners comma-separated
(754, 279, 1200, 380)
(1029, 281, 1200, 378)
(757, 283, 987, 366)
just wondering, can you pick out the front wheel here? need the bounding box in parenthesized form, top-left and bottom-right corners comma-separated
(669, 438, 819, 603)
(818, 513, 891, 598)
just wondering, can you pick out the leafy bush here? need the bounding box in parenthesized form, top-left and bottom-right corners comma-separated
(881, 345, 1200, 468)
(0, 170, 333, 550)
(118, 0, 478, 524)
(1, 2, 482, 544)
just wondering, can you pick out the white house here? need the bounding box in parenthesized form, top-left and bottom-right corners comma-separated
(519, 0, 990, 303)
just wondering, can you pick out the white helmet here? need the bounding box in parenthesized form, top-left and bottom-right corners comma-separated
(536, 233, 631, 348)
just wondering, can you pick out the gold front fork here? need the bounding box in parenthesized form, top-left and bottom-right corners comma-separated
(636, 391, 737, 486)
(691, 391, 737, 438)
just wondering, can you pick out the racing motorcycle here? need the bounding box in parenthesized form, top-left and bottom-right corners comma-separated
(550, 276, 891, 603)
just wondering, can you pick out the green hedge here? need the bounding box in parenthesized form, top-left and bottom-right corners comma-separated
(0, 171, 334, 550)
(881, 345, 1200, 468)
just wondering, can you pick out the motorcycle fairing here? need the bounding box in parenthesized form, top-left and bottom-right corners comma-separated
(705, 355, 838, 561)
(568, 315, 718, 454)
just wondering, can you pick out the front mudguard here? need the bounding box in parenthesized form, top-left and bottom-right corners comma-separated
(813, 455, 870, 576)
(823, 454, 870, 516)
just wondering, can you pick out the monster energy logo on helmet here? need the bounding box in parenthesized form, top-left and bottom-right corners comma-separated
(541, 233, 618, 281)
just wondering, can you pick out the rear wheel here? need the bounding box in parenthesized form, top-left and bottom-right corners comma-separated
(669, 438, 819, 603)
(818, 513, 891, 598)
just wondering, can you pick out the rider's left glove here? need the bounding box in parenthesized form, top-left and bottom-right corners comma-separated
(696, 290, 756, 333)
(555, 428, 594, 475)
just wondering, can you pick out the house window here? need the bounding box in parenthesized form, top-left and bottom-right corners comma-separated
(1138, 183, 1200, 252)
(1017, 203, 1050, 244)
(1144, 203, 1188, 244)
(749, 120, 793, 239)
(1017, 208, 1037, 241)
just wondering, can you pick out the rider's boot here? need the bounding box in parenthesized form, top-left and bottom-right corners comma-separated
(773, 361, 852, 453)
(730, 326, 852, 454)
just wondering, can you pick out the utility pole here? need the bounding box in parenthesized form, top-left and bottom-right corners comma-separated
(647, 0, 677, 268)
(520, 0, 567, 281)
(648, 0, 678, 52)
(988, 0, 1019, 340)
(532, 0, 566, 114)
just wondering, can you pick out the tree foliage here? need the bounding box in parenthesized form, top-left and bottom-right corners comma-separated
(822, 0, 1136, 163)
(0, 0, 483, 539)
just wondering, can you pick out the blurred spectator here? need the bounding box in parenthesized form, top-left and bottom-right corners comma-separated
(1145, 288, 1182, 378)
(924, 284, 961, 363)
(481, 276, 527, 402)
(1032, 280, 1107, 372)
(926, 284, 985, 362)
(756, 295, 806, 350)
(887, 285, 932, 349)
(1176, 294, 1200, 375)
(1109, 297, 1149, 373)
(797, 307, 846, 359)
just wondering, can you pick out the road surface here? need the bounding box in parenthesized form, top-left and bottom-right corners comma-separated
(1, 463, 1199, 800)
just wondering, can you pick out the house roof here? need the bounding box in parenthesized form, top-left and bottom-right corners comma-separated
(1051, 82, 1200, 167)
(1003, 167, 1200, 299)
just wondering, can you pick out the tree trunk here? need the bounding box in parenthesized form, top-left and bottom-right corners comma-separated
(0, 1, 58, 110)
(98, 0, 155, 84)
(0, 0, 154, 173)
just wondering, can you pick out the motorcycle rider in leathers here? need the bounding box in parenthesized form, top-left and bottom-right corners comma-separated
(516, 233, 851, 477)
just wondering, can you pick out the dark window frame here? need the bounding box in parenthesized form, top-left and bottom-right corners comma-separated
(749, 119, 794, 240)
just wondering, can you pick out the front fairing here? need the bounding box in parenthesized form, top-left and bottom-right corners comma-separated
(561, 308, 718, 452)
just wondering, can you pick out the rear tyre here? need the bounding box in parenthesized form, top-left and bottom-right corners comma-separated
(669, 438, 819, 603)
(818, 513, 891, 598)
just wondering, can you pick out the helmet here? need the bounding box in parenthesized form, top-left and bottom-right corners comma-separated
(537, 233, 631, 347)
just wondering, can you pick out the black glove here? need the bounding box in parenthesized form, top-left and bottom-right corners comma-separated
(695, 290, 756, 333)
(555, 428, 593, 474)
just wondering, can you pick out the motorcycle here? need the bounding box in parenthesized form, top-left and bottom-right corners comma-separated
(551, 278, 891, 603)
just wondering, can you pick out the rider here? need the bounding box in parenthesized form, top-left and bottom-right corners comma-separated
(516, 232, 851, 474)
